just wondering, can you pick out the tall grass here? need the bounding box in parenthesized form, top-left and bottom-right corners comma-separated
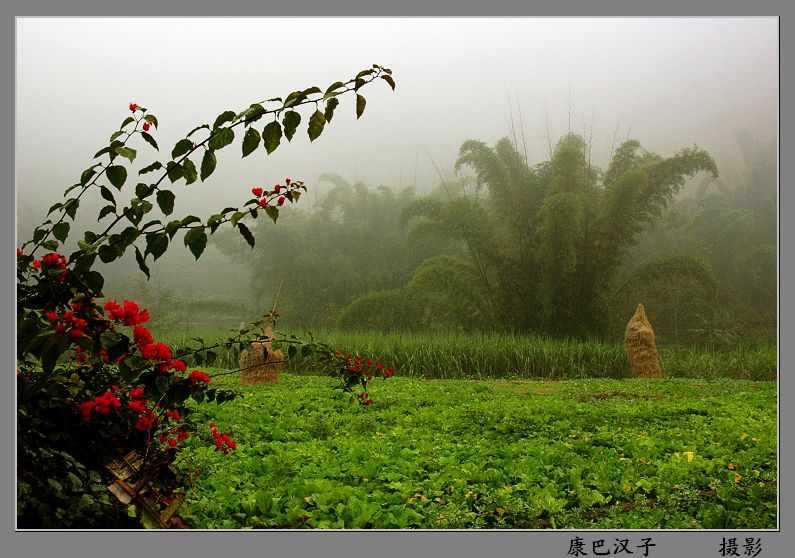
(154, 327, 777, 381)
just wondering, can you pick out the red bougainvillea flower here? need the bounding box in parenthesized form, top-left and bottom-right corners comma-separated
(142, 122, 150, 132)
(33, 260, 41, 269)
(285, 178, 291, 185)
(16, 248, 22, 257)
(258, 198, 268, 207)
(188, 369, 211, 387)
(251, 187, 263, 197)
(129, 103, 138, 112)
(277, 196, 286, 206)
(69, 328, 84, 339)
(274, 185, 281, 193)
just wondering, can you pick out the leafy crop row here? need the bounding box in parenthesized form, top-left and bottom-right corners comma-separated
(178, 373, 777, 529)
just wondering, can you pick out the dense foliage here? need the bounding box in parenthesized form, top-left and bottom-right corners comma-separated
(180, 373, 776, 529)
(17, 66, 396, 528)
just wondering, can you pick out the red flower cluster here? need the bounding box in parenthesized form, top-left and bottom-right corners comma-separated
(188, 369, 211, 387)
(129, 102, 138, 112)
(357, 392, 373, 406)
(78, 390, 122, 422)
(46, 309, 89, 339)
(104, 300, 150, 327)
(341, 352, 394, 381)
(159, 426, 189, 448)
(251, 187, 263, 197)
(209, 422, 237, 454)
(31, 252, 68, 281)
(142, 122, 150, 132)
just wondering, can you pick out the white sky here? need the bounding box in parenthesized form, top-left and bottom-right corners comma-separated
(17, 17, 778, 216)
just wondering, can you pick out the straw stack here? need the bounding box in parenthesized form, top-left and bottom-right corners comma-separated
(239, 325, 283, 384)
(625, 303, 662, 378)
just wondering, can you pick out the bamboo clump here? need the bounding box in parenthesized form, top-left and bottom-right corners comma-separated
(625, 303, 663, 378)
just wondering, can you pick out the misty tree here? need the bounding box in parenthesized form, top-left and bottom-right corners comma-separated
(402, 133, 718, 338)
(213, 175, 454, 328)
(614, 254, 718, 345)
(620, 131, 776, 341)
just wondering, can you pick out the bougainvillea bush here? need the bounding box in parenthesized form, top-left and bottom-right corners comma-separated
(17, 65, 395, 528)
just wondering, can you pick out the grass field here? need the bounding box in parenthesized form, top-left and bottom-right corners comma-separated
(156, 328, 777, 381)
(177, 371, 777, 529)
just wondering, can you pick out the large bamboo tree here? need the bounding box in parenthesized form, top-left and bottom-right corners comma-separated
(402, 134, 718, 337)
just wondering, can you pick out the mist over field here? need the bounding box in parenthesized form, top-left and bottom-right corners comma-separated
(15, 17, 781, 532)
(17, 17, 778, 343)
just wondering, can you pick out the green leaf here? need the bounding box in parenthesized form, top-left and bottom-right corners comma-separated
(181, 215, 201, 227)
(155, 375, 170, 395)
(171, 139, 194, 159)
(141, 131, 159, 151)
(156, 190, 176, 215)
(307, 110, 326, 142)
(184, 227, 208, 260)
(109, 130, 124, 143)
(213, 110, 237, 130)
(282, 111, 301, 142)
(284, 90, 306, 108)
(265, 205, 279, 223)
(99, 243, 119, 263)
(139, 161, 163, 175)
(80, 165, 100, 185)
(242, 127, 261, 158)
(167, 161, 183, 183)
(324, 81, 345, 97)
(84, 270, 104, 296)
(134, 246, 150, 279)
(145, 232, 169, 260)
(107, 165, 127, 189)
(324, 97, 340, 123)
(165, 220, 182, 238)
(381, 74, 396, 90)
(356, 69, 374, 79)
(237, 222, 255, 248)
(187, 123, 209, 137)
(52, 222, 70, 242)
(303, 86, 321, 96)
(262, 121, 282, 154)
(197, 150, 217, 183)
(135, 183, 151, 199)
(244, 103, 266, 125)
(120, 116, 135, 129)
(182, 159, 198, 185)
(356, 94, 366, 119)
(64, 198, 80, 220)
(120, 226, 139, 245)
(114, 146, 137, 163)
(354, 78, 366, 91)
(100, 185, 116, 204)
(98, 205, 115, 220)
(143, 114, 159, 129)
(208, 127, 234, 151)
(47, 202, 63, 215)
(230, 211, 246, 227)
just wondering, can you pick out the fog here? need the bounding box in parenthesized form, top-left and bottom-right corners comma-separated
(16, 17, 778, 338)
(17, 18, 776, 207)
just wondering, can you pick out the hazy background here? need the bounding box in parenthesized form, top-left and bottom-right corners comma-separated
(16, 17, 778, 339)
(17, 18, 777, 202)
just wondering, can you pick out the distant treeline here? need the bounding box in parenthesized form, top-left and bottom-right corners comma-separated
(210, 130, 775, 348)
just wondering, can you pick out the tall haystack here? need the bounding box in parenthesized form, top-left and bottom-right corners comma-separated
(239, 325, 283, 384)
(625, 303, 662, 378)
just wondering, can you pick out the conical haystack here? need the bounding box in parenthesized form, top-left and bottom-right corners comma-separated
(239, 325, 283, 384)
(624, 303, 662, 378)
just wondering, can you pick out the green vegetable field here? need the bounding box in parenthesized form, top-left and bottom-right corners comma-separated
(178, 372, 777, 529)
